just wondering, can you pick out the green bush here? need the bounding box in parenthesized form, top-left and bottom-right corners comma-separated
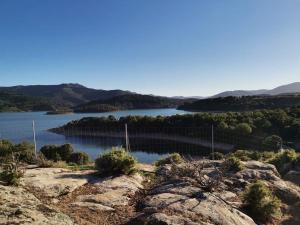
(224, 156, 244, 172)
(209, 152, 224, 160)
(52, 161, 68, 168)
(68, 152, 89, 165)
(0, 140, 36, 164)
(40, 144, 74, 162)
(155, 153, 183, 167)
(13, 142, 36, 164)
(235, 123, 252, 135)
(268, 150, 300, 175)
(243, 181, 281, 222)
(230, 150, 276, 162)
(95, 149, 137, 176)
(263, 135, 282, 151)
(230, 150, 252, 161)
(0, 139, 13, 158)
(0, 163, 24, 186)
(36, 153, 54, 168)
(58, 144, 74, 161)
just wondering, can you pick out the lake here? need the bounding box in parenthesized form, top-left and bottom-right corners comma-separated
(0, 108, 189, 163)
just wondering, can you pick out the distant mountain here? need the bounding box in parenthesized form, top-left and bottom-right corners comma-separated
(211, 82, 300, 98)
(1, 82, 299, 112)
(0, 84, 193, 112)
(264, 82, 300, 95)
(212, 90, 267, 98)
(171, 96, 204, 99)
(0, 84, 133, 112)
(74, 94, 193, 113)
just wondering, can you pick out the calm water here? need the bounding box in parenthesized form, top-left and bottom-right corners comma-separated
(0, 109, 189, 163)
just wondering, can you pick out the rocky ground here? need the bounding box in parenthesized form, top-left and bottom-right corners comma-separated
(0, 161, 300, 225)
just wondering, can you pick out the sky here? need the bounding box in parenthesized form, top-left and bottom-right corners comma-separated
(0, 0, 299, 97)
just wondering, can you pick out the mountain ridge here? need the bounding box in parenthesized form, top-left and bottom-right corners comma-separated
(211, 82, 300, 98)
(0, 82, 299, 112)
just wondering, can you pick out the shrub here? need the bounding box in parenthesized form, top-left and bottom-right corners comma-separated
(243, 181, 281, 222)
(0, 162, 24, 186)
(95, 149, 137, 176)
(58, 144, 74, 161)
(230, 150, 252, 161)
(68, 152, 89, 165)
(0, 140, 37, 164)
(0, 139, 13, 158)
(230, 150, 276, 162)
(155, 153, 183, 167)
(224, 156, 244, 172)
(258, 151, 276, 161)
(40, 144, 74, 162)
(263, 135, 282, 151)
(36, 153, 54, 168)
(52, 161, 68, 168)
(235, 123, 252, 135)
(209, 152, 224, 160)
(13, 142, 36, 164)
(268, 150, 300, 175)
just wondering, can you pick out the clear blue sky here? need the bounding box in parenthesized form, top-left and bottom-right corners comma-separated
(0, 0, 299, 96)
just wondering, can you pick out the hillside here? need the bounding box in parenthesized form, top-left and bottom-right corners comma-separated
(178, 94, 300, 112)
(265, 82, 300, 95)
(0, 91, 55, 112)
(0, 84, 132, 112)
(212, 90, 267, 98)
(212, 82, 300, 98)
(0, 83, 132, 106)
(0, 84, 192, 112)
(73, 94, 192, 112)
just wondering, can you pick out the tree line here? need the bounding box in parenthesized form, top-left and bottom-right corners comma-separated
(52, 107, 300, 151)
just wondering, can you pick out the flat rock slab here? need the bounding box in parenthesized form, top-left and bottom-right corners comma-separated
(139, 180, 256, 225)
(76, 189, 130, 207)
(137, 163, 156, 173)
(70, 173, 144, 212)
(22, 168, 96, 197)
(0, 184, 74, 225)
(93, 173, 144, 192)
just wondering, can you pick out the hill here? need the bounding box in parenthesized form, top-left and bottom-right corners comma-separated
(0, 84, 192, 112)
(264, 82, 300, 95)
(0, 91, 55, 112)
(0, 84, 132, 112)
(73, 94, 192, 112)
(212, 90, 267, 98)
(212, 82, 300, 98)
(178, 94, 300, 112)
(0, 83, 132, 107)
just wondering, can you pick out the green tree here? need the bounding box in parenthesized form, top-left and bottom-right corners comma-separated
(235, 123, 252, 135)
(262, 135, 282, 151)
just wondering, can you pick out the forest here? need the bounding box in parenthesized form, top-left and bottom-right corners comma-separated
(178, 94, 300, 111)
(52, 107, 300, 151)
